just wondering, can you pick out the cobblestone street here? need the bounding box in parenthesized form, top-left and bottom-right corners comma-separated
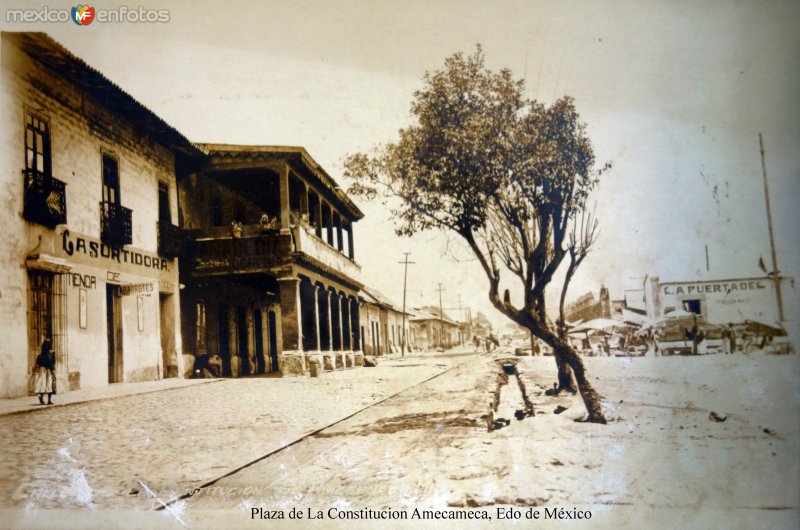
(2, 351, 797, 529)
(0, 352, 477, 526)
(180, 353, 800, 530)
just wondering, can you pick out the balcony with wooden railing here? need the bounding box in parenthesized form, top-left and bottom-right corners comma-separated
(184, 225, 291, 276)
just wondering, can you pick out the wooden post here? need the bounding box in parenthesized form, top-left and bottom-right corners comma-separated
(759, 133, 784, 321)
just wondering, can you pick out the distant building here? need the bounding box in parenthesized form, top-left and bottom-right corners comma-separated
(472, 311, 493, 339)
(565, 285, 612, 323)
(359, 287, 409, 356)
(408, 307, 460, 350)
(643, 275, 795, 325)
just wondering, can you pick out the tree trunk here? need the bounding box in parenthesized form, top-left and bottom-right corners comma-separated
(554, 323, 577, 394)
(542, 330, 606, 424)
(554, 353, 577, 394)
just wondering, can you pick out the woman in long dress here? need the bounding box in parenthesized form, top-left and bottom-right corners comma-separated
(33, 338, 56, 405)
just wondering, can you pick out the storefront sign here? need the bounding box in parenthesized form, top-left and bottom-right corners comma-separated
(61, 229, 168, 271)
(69, 272, 97, 289)
(664, 280, 767, 296)
(116, 283, 154, 297)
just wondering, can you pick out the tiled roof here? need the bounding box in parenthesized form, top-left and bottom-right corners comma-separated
(7, 32, 202, 158)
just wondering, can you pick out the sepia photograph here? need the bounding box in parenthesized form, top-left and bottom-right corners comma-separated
(0, 1, 798, 528)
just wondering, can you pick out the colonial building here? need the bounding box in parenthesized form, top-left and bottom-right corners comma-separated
(0, 32, 196, 397)
(359, 286, 410, 356)
(1, 32, 370, 399)
(178, 145, 365, 376)
(565, 285, 612, 324)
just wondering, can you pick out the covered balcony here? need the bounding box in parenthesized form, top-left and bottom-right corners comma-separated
(184, 225, 291, 276)
(294, 225, 361, 284)
(181, 146, 364, 285)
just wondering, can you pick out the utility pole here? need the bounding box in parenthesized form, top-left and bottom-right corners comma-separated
(436, 283, 446, 348)
(398, 253, 415, 356)
(457, 294, 464, 345)
(759, 133, 784, 322)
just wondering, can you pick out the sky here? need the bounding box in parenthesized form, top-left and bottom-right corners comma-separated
(3, 0, 798, 328)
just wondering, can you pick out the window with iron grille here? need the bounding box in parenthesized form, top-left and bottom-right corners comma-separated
(28, 270, 67, 375)
(23, 112, 66, 227)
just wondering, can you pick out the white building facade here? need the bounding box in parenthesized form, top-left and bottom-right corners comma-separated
(643, 275, 794, 326)
(0, 32, 197, 397)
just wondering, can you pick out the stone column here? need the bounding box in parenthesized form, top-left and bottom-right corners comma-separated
(310, 284, 326, 371)
(319, 285, 332, 371)
(325, 289, 334, 369)
(277, 276, 304, 375)
(313, 285, 321, 352)
(338, 294, 345, 350)
(246, 307, 255, 375)
(326, 290, 334, 349)
(352, 298, 364, 366)
(228, 307, 239, 377)
(342, 297, 353, 367)
(329, 292, 340, 369)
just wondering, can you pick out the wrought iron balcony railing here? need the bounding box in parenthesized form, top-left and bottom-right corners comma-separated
(23, 169, 67, 228)
(100, 201, 132, 247)
(157, 220, 183, 257)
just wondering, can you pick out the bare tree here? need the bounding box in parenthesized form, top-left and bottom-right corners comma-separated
(344, 47, 610, 423)
(555, 208, 599, 394)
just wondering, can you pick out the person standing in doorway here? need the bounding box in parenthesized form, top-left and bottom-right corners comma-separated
(33, 338, 56, 405)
